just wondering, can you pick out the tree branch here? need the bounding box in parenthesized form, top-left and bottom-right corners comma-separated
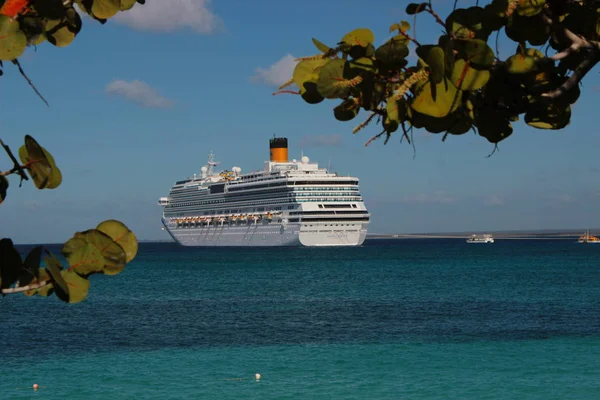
(538, 10, 600, 99)
(2, 280, 50, 295)
(542, 49, 600, 99)
(0, 138, 29, 185)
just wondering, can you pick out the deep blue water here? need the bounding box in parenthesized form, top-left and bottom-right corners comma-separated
(1, 239, 600, 399)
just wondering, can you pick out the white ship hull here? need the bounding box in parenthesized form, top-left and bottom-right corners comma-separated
(163, 219, 368, 247)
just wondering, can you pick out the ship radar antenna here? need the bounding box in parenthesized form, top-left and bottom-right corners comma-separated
(206, 150, 220, 176)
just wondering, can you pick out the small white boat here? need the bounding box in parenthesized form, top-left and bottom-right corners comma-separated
(466, 234, 494, 243)
(578, 229, 600, 244)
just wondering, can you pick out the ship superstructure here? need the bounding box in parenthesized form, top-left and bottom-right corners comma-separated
(158, 137, 369, 246)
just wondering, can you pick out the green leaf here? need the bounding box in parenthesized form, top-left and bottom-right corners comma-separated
(55, 270, 90, 304)
(0, 176, 7, 205)
(96, 219, 138, 263)
(456, 39, 495, 68)
(406, 3, 428, 15)
(301, 82, 324, 104)
(293, 58, 327, 90)
(312, 38, 331, 54)
(506, 53, 537, 74)
(386, 98, 407, 123)
(43, 251, 68, 296)
(341, 28, 374, 47)
(411, 78, 461, 118)
(476, 110, 514, 143)
(24, 268, 53, 297)
(516, 0, 546, 17)
(74, 229, 127, 276)
(19, 245, 42, 286)
(316, 59, 349, 99)
(450, 59, 490, 91)
(374, 37, 409, 68)
(333, 99, 360, 121)
(91, 0, 122, 19)
(0, 238, 22, 292)
(446, 7, 489, 40)
(18, 135, 62, 190)
(62, 238, 106, 276)
(525, 104, 571, 129)
(0, 15, 27, 61)
(416, 45, 445, 83)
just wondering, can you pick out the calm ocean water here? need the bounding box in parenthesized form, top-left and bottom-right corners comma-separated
(2, 239, 600, 399)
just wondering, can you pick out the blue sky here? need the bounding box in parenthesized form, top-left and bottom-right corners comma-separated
(1, 0, 599, 244)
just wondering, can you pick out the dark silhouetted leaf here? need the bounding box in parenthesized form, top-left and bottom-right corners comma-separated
(0, 238, 22, 293)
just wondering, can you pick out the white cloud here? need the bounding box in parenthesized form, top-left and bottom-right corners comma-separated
(252, 54, 298, 87)
(403, 190, 456, 204)
(298, 134, 343, 148)
(484, 194, 504, 206)
(548, 193, 573, 204)
(113, 0, 223, 34)
(105, 79, 174, 109)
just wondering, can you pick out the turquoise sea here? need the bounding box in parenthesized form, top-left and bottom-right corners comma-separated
(2, 239, 600, 399)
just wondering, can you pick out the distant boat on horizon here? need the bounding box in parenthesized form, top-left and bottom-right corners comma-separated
(466, 234, 494, 244)
(577, 230, 600, 244)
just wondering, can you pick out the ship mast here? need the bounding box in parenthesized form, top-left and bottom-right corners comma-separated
(206, 150, 220, 176)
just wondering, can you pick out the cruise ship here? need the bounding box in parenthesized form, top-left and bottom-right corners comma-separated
(158, 137, 370, 246)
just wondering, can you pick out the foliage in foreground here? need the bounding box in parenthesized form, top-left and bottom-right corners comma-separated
(278, 0, 594, 148)
(0, 1, 144, 302)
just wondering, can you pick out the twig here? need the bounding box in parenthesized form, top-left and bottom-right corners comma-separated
(353, 112, 377, 134)
(425, 6, 446, 30)
(364, 130, 387, 147)
(272, 90, 300, 96)
(2, 280, 50, 294)
(542, 50, 600, 98)
(485, 144, 499, 158)
(538, 11, 600, 99)
(12, 59, 49, 107)
(0, 138, 29, 185)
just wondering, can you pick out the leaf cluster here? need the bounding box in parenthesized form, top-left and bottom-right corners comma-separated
(0, 0, 144, 59)
(281, 0, 590, 147)
(0, 219, 138, 303)
(0, 135, 62, 204)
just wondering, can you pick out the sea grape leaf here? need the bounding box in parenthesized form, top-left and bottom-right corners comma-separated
(406, 3, 427, 15)
(293, 58, 327, 89)
(525, 104, 571, 129)
(333, 99, 359, 121)
(74, 229, 127, 276)
(54, 270, 90, 304)
(411, 78, 461, 118)
(0, 238, 22, 292)
(450, 59, 490, 91)
(0, 176, 7, 205)
(0, 15, 27, 61)
(18, 245, 42, 286)
(374, 37, 409, 68)
(96, 219, 138, 263)
(340, 28, 374, 47)
(62, 238, 106, 276)
(453, 38, 495, 69)
(91, 0, 121, 19)
(43, 251, 68, 296)
(416, 45, 445, 83)
(311, 38, 331, 53)
(24, 268, 53, 297)
(516, 0, 546, 17)
(386, 98, 407, 123)
(316, 59, 349, 99)
(18, 135, 62, 190)
(301, 82, 324, 104)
